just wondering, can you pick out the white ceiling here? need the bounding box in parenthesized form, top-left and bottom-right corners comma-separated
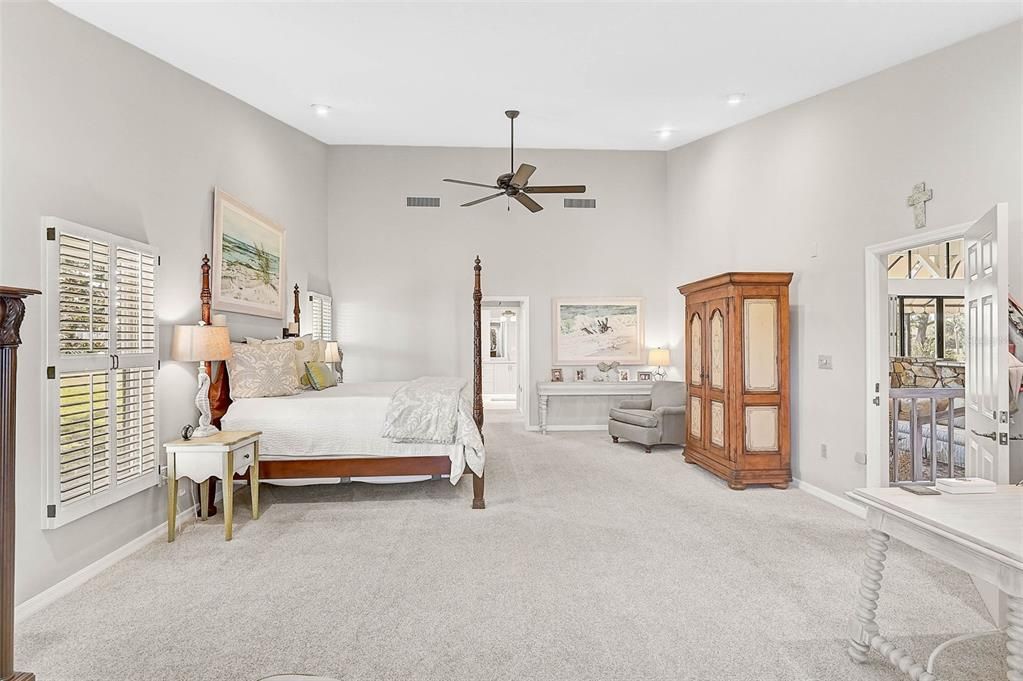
(52, 1, 1021, 150)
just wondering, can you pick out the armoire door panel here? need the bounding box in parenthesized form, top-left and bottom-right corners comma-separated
(743, 297, 779, 392)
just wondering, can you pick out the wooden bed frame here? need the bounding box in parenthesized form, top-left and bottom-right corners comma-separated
(200, 254, 486, 509)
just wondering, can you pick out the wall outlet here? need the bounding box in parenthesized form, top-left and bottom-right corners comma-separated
(818, 354, 833, 370)
(820, 443, 828, 458)
(854, 451, 867, 465)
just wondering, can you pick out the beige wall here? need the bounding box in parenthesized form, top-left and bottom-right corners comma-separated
(1, 2, 328, 603)
(327, 145, 670, 427)
(665, 21, 1022, 497)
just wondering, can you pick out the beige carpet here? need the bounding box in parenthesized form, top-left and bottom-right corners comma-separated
(16, 412, 1006, 680)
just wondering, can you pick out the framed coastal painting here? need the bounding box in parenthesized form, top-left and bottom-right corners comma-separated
(212, 189, 286, 319)
(553, 298, 645, 365)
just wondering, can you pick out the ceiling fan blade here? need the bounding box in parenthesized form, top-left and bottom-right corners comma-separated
(444, 178, 500, 189)
(523, 185, 586, 194)
(514, 193, 543, 213)
(461, 192, 506, 207)
(510, 163, 536, 189)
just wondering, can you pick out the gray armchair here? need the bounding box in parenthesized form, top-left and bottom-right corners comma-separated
(608, 381, 685, 452)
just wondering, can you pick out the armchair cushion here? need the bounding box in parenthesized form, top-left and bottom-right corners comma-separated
(618, 398, 652, 410)
(609, 408, 660, 429)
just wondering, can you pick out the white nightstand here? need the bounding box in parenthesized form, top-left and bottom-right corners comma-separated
(163, 430, 262, 542)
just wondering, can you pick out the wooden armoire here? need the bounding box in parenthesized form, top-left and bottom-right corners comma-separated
(677, 273, 792, 490)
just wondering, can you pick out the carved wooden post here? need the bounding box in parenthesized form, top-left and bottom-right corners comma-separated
(200, 254, 212, 326)
(0, 286, 40, 681)
(471, 257, 485, 510)
(472, 256, 483, 435)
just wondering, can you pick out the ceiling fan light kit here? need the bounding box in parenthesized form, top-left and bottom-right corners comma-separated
(443, 110, 586, 213)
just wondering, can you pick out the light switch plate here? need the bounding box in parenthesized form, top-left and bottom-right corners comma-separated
(818, 354, 833, 370)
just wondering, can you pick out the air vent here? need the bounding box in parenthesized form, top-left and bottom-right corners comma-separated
(564, 198, 596, 209)
(406, 197, 441, 208)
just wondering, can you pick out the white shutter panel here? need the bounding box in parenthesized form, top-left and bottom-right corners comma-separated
(309, 292, 333, 341)
(115, 367, 156, 482)
(58, 371, 110, 503)
(45, 217, 160, 528)
(58, 233, 109, 355)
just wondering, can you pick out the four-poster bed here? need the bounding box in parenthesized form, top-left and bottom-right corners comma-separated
(200, 255, 486, 510)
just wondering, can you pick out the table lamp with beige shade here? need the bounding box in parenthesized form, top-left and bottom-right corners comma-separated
(172, 324, 232, 438)
(648, 347, 670, 381)
(324, 340, 342, 381)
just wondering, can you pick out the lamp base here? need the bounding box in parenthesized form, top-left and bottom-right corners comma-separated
(192, 424, 220, 439)
(653, 368, 667, 381)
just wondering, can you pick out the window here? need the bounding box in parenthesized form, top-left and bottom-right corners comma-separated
(887, 239, 965, 280)
(44, 217, 159, 528)
(308, 291, 333, 341)
(894, 296, 965, 361)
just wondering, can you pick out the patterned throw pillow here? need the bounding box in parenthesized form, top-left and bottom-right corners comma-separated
(227, 343, 302, 398)
(304, 361, 338, 390)
(245, 335, 320, 388)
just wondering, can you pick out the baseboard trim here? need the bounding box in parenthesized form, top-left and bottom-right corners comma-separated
(525, 425, 607, 432)
(792, 478, 866, 519)
(15, 503, 198, 622)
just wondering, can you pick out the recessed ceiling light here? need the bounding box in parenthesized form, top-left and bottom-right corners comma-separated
(726, 93, 746, 106)
(656, 128, 676, 140)
(311, 103, 331, 117)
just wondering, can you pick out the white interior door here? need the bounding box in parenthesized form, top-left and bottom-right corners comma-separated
(965, 203, 1010, 483)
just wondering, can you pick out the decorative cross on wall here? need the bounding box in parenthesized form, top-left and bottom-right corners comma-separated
(907, 182, 933, 229)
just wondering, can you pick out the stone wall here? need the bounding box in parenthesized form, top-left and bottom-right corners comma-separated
(890, 357, 965, 388)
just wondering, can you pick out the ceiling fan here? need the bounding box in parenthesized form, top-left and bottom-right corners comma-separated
(443, 110, 586, 213)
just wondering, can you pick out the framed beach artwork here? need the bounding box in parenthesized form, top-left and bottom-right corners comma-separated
(212, 189, 286, 319)
(553, 298, 645, 365)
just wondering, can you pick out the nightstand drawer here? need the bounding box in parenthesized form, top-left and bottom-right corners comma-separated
(233, 445, 255, 474)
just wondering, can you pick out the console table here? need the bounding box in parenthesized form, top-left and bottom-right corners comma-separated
(536, 381, 653, 434)
(846, 486, 1022, 681)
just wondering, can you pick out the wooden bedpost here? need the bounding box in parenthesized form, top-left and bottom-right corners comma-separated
(471, 256, 485, 509)
(473, 256, 484, 434)
(200, 255, 221, 517)
(0, 286, 40, 681)
(283, 284, 301, 337)
(200, 254, 212, 325)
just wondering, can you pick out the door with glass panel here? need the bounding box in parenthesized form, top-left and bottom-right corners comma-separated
(686, 304, 707, 451)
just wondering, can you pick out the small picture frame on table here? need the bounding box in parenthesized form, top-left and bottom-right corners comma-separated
(551, 368, 564, 382)
(637, 371, 653, 381)
(618, 369, 630, 382)
(575, 368, 587, 382)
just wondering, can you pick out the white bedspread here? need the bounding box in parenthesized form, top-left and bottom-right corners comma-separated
(381, 377, 485, 483)
(220, 382, 472, 482)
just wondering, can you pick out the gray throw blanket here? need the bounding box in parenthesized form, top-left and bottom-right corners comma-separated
(381, 377, 485, 484)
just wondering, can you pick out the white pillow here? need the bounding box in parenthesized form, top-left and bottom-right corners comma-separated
(245, 335, 321, 388)
(227, 342, 302, 398)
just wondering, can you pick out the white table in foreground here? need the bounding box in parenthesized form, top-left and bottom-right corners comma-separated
(163, 430, 262, 542)
(536, 381, 653, 434)
(846, 486, 1023, 681)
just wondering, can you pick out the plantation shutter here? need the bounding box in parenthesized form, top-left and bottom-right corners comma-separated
(45, 217, 160, 528)
(309, 292, 333, 341)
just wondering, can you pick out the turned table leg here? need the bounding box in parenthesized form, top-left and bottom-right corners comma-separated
(849, 528, 890, 664)
(539, 395, 549, 435)
(1008, 595, 1023, 681)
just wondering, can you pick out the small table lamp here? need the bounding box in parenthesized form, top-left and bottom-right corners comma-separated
(324, 340, 342, 380)
(172, 324, 232, 438)
(648, 348, 670, 381)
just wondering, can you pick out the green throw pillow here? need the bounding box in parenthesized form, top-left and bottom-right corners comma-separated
(304, 361, 337, 390)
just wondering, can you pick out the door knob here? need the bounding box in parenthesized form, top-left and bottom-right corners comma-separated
(970, 429, 997, 441)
